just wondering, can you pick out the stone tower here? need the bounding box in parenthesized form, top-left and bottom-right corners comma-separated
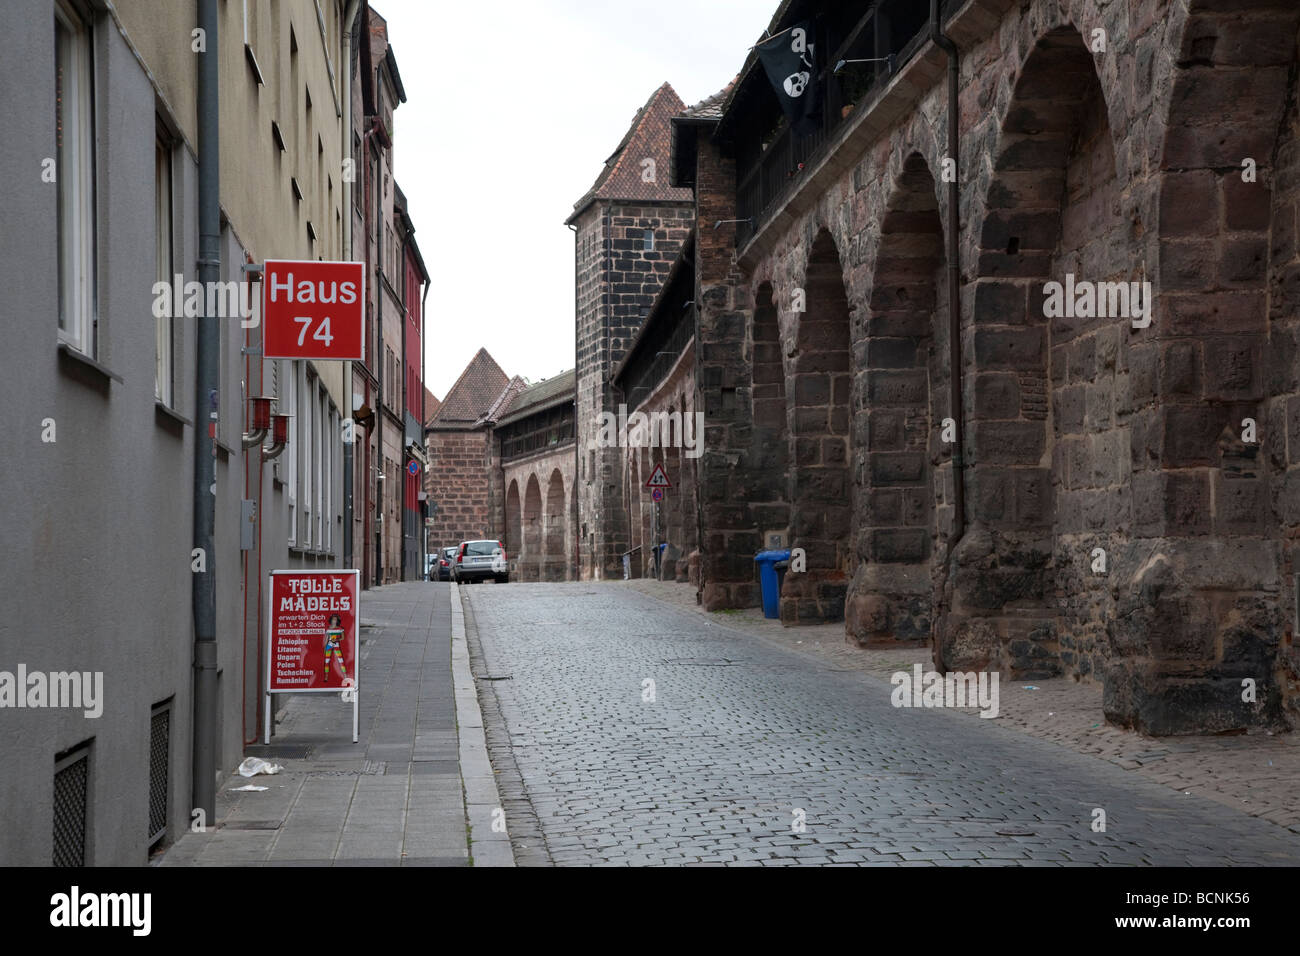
(568, 83, 695, 579)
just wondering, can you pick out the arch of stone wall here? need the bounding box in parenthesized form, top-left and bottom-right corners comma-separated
(750, 282, 791, 557)
(676, 394, 695, 580)
(570, 482, 578, 580)
(505, 479, 522, 570)
(640, 445, 654, 576)
(846, 152, 947, 647)
(625, 446, 639, 575)
(523, 474, 542, 582)
(935, 23, 1129, 687)
(544, 468, 566, 582)
(1108, 0, 1300, 732)
(779, 229, 853, 624)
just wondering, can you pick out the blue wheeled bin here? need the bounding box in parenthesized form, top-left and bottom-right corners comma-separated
(755, 549, 792, 619)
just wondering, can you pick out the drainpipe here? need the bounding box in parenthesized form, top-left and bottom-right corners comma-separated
(568, 220, 579, 579)
(376, 146, 384, 586)
(692, 310, 705, 607)
(191, 0, 220, 823)
(421, 274, 429, 575)
(361, 123, 378, 587)
(399, 224, 408, 582)
(342, 0, 361, 571)
(932, 0, 965, 547)
(374, 152, 382, 587)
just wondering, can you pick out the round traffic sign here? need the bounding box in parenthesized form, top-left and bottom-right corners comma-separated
(651, 487, 665, 502)
(407, 460, 420, 477)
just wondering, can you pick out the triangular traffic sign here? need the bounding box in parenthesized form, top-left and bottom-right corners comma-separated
(645, 463, 672, 489)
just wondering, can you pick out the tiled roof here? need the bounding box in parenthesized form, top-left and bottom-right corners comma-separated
(566, 83, 695, 224)
(495, 369, 576, 427)
(429, 348, 509, 426)
(480, 376, 528, 426)
(681, 81, 735, 120)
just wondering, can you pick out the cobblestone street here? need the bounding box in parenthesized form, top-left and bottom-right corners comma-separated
(464, 582, 1300, 867)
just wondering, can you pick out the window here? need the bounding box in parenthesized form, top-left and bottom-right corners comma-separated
(53, 741, 91, 866)
(56, 0, 96, 354)
(351, 133, 362, 211)
(154, 132, 173, 405)
(147, 700, 171, 847)
(285, 361, 297, 545)
(242, 0, 264, 85)
(302, 368, 313, 548)
(643, 229, 654, 252)
(384, 347, 393, 408)
(315, 383, 325, 549)
(326, 405, 337, 552)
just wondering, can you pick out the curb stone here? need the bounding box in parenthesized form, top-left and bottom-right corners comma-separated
(451, 583, 515, 867)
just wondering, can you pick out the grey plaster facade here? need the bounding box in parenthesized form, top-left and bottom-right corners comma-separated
(1, 0, 358, 865)
(0, 2, 245, 864)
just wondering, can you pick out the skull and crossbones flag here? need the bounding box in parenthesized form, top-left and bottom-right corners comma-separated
(755, 21, 819, 136)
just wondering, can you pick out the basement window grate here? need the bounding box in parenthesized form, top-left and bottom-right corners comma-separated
(148, 700, 171, 847)
(53, 743, 90, 866)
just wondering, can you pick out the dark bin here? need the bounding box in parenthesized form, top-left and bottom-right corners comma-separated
(755, 549, 792, 619)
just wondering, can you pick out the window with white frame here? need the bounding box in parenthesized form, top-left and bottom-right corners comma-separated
(55, 0, 96, 354)
(302, 368, 313, 548)
(154, 131, 173, 405)
(285, 360, 297, 545)
(331, 406, 341, 552)
(315, 382, 325, 549)
(325, 404, 335, 553)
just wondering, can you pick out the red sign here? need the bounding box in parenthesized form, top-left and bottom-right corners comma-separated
(263, 260, 365, 361)
(645, 463, 672, 489)
(267, 570, 359, 693)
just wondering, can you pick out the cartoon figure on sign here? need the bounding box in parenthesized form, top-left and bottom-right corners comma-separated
(323, 614, 347, 683)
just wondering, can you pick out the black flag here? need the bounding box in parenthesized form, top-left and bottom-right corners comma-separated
(755, 22, 820, 137)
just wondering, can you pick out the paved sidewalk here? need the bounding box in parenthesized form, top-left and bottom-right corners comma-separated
(161, 582, 500, 866)
(627, 578, 1300, 834)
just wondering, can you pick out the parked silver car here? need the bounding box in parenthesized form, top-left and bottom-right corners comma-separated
(452, 539, 509, 584)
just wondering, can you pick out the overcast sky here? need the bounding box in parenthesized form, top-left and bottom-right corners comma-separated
(380, 0, 775, 401)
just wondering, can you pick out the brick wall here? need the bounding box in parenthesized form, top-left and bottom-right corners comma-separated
(426, 428, 495, 550)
